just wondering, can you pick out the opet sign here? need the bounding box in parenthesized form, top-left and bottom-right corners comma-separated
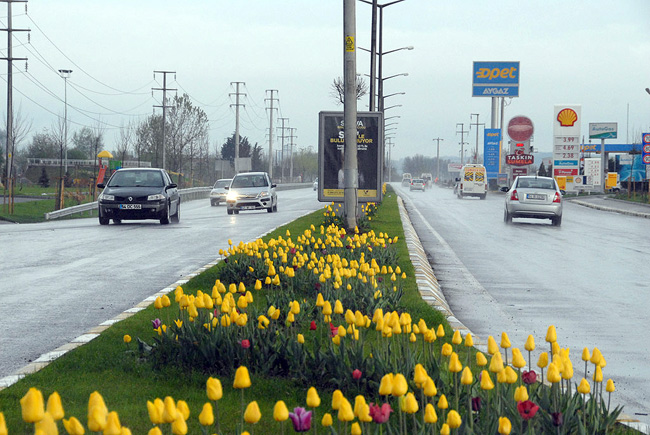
(472, 61, 520, 97)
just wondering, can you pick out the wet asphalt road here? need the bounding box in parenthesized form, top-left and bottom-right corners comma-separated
(0, 188, 321, 379)
(395, 183, 650, 424)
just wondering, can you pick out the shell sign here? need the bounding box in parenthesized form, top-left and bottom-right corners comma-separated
(557, 108, 578, 127)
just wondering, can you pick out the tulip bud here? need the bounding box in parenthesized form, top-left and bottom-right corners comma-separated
(461, 367, 473, 385)
(514, 385, 529, 402)
(104, 411, 122, 435)
(46, 391, 65, 421)
(498, 416, 512, 434)
(424, 403, 438, 423)
(594, 365, 603, 383)
(233, 366, 252, 389)
(337, 398, 354, 422)
(423, 376, 438, 397)
(464, 333, 474, 347)
(244, 401, 261, 424)
(578, 378, 591, 394)
(547, 363, 561, 384)
(437, 394, 448, 409)
(34, 412, 58, 434)
(480, 371, 495, 390)
(546, 325, 557, 343)
(441, 343, 453, 356)
(436, 324, 445, 338)
(199, 403, 214, 426)
(512, 348, 526, 369)
(590, 347, 603, 365)
(62, 416, 85, 435)
(525, 335, 535, 352)
(404, 392, 419, 414)
(476, 352, 488, 367)
(306, 387, 321, 408)
(487, 336, 499, 355)
(489, 352, 504, 374)
(500, 332, 511, 349)
(452, 330, 462, 345)
(448, 352, 463, 373)
(20, 387, 45, 423)
(606, 379, 615, 393)
(537, 352, 549, 369)
(392, 373, 408, 397)
(413, 364, 428, 386)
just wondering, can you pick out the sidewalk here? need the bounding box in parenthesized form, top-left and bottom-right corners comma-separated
(566, 195, 650, 219)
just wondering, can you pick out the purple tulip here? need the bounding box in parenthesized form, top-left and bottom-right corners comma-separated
(152, 318, 162, 329)
(288, 407, 312, 432)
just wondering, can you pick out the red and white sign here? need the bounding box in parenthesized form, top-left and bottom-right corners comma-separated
(553, 105, 581, 190)
(554, 168, 578, 176)
(643, 134, 650, 165)
(506, 154, 534, 166)
(507, 116, 534, 142)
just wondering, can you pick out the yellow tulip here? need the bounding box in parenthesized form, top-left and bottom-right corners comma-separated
(104, 411, 122, 435)
(198, 403, 214, 426)
(547, 363, 561, 383)
(452, 330, 462, 345)
(337, 398, 355, 422)
(441, 423, 451, 435)
(34, 412, 58, 434)
(476, 352, 488, 366)
(441, 343, 453, 356)
(514, 385, 529, 402)
(306, 387, 321, 408)
(487, 336, 499, 355)
(0, 413, 6, 435)
(332, 389, 344, 410)
(233, 366, 252, 389)
(500, 332, 511, 349)
(46, 391, 65, 420)
(489, 352, 504, 374)
(578, 378, 591, 394)
(498, 416, 512, 434)
(297, 333, 305, 344)
(537, 352, 549, 369)
(562, 358, 574, 380)
(171, 414, 188, 435)
(423, 376, 438, 397)
(123, 334, 132, 343)
(176, 400, 190, 420)
(436, 324, 445, 338)
(582, 347, 591, 362)
(88, 404, 108, 432)
(414, 363, 428, 386)
(423, 403, 438, 423)
(20, 387, 45, 423)
(148, 427, 162, 435)
(464, 333, 474, 347)
(437, 394, 448, 409)
(207, 377, 223, 401)
(273, 401, 289, 422)
(447, 409, 462, 428)
(594, 365, 603, 383)
(448, 352, 463, 373)
(546, 325, 557, 343)
(497, 369, 508, 384)
(525, 335, 535, 352)
(590, 347, 603, 365)
(334, 300, 344, 314)
(404, 392, 419, 414)
(244, 401, 262, 424)
(606, 379, 616, 393)
(461, 366, 473, 385)
(392, 373, 408, 396)
(379, 373, 394, 396)
(162, 396, 178, 423)
(62, 416, 85, 435)
(512, 348, 526, 369)
(480, 370, 495, 390)
(321, 413, 333, 427)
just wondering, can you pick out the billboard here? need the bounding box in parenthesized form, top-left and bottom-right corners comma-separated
(472, 61, 520, 97)
(553, 105, 581, 189)
(318, 111, 383, 203)
(589, 122, 617, 139)
(483, 129, 500, 179)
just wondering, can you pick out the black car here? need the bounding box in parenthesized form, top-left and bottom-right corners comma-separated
(97, 168, 180, 225)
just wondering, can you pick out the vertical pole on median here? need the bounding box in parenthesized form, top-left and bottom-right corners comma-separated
(600, 138, 606, 193)
(344, 0, 358, 231)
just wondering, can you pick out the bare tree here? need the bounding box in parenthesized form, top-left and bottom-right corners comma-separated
(115, 121, 133, 164)
(3, 106, 32, 183)
(330, 76, 368, 105)
(167, 94, 209, 186)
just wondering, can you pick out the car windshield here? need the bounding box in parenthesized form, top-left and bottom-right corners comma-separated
(108, 170, 164, 187)
(518, 178, 555, 190)
(413, 179, 424, 183)
(214, 180, 230, 188)
(231, 174, 268, 188)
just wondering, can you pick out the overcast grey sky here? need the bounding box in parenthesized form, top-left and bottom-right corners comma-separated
(1, 1, 649, 160)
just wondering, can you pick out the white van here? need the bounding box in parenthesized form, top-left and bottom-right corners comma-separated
(456, 164, 487, 199)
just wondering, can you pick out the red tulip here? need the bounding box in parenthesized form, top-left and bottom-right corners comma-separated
(310, 321, 317, 331)
(369, 403, 392, 424)
(522, 370, 537, 385)
(241, 339, 250, 349)
(517, 400, 539, 420)
(352, 369, 362, 380)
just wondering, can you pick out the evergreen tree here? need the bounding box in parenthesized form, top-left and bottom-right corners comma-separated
(38, 167, 50, 188)
(538, 161, 547, 177)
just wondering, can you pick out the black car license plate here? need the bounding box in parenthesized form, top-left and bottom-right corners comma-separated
(242, 206, 255, 210)
(526, 194, 545, 200)
(119, 204, 142, 210)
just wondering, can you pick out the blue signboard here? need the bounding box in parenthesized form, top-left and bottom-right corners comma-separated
(554, 160, 579, 167)
(472, 61, 520, 97)
(581, 143, 646, 153)
(619, 155, 647, 182)
(484, 128, 501, 179)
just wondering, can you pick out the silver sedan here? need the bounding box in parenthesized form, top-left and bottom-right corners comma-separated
(502, 176, 563, 226)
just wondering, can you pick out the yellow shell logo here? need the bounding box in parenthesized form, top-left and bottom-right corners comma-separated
(557, 108, 578, 127)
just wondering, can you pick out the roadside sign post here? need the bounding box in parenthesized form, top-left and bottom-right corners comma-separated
(642, 133, 650, 203)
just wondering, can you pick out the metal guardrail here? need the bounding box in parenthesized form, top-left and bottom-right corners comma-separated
(43, 184, 311, 220)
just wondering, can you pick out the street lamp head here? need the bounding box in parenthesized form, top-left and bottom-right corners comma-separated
(646, 87, 650, 95)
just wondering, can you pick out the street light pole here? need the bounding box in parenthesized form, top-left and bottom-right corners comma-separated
(58, 69, 72, 175)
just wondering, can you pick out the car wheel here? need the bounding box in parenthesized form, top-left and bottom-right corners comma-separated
(211, 200, 216, 206)
(267, 206, 273, 213)
(171, 202, 180, 223)
(99, 217, 109, 225)
(480, 194, 486, 200)
(160, 203, 170, 225)
(113, 219, 122, 224)
(552, 216, 562, 226)
(234, 209, 239, 214)
(227, 208, 233, 215)
(273, 202, 277, 212)
(504, 209, 512, 224)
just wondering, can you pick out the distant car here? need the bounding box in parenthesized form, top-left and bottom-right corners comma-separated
(210, 178, 232, 206)
(457, 164, 487, 199)
(410, 178, 426, 191)
(97, 167, 180, 225)
(401, 173, 412, 186)
(502, 175, 563, 226)
(226, 171, 277, 215)
(313, 178, 318, 191)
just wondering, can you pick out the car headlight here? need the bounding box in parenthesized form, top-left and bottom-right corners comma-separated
(147, 193, 165, 201)
(257, 191, 270, 198)
(99, 193, 114, 201)
(226, 191, 238, 201)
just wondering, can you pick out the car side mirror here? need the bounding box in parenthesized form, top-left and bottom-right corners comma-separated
(97, 183, 105, 189)
(271, 184, 277, 188)
(224, 186, 229, 190)
(455, 178, 460, 182)
(499, 186, 509, 192)
(166, 183, 177, 189)
(560, 190, 566, 195)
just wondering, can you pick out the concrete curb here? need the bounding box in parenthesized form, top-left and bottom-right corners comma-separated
(570, 198, 650, 219)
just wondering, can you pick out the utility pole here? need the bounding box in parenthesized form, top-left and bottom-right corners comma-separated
(58, 70, 72, 174)
(432, 138, 443, 180)
(1, 0, 29, 213)
(288, 127, 297, 181)
(230, 82, 245, 174)
(153, 70, 176, 170)
(470, 113, 485, 164)
(343, 0, 358, 230)
(386, 137, 393, 182)
(456, 123, 468, 165)
(265, 89, 278, 178)
(278, 118, 288, 182)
